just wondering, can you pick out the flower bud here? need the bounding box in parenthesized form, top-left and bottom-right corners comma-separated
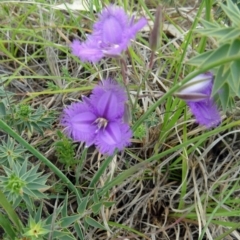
(149, 5, 162, 51)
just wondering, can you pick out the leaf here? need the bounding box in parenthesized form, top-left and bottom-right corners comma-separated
(61, 193, 69, 218)
(0, 190, 22, 231)
(0, 213, 16, 239)
(212, 65, 230, 95)
(91, 202, 102, 214)
(200, 19, 219, 29)
(203, 43, 230, 67)
(74, 222, 84, 240)
(188, 44, 230, 67)
(230, 59, 240, 93)
(197, 27, 233, 38)
(220, 28, 240, 43)
(227, 38, 240, 56)
(51, 230, 76, 240)
(61, 215, 81, 228)
(103, 201, 115, 208)
(84, 216, 106, 230)
(87, 155, 114, 192)
(218, 83, 230, 112)
(220, 0, 240, 26)
(0, 102, 6, 118)
(35, 202, 43, 222)
(77, 195, 89, 215)
(189, 39, 240, 70)
(93, 189, 99, 203)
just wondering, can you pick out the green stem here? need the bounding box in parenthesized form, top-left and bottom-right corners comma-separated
(0, 120, 82, 201)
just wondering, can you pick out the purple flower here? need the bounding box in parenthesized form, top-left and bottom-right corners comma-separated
(61, 79, 132, 155)
(71, 5, 147, 63)
(176, 72, 221, 128)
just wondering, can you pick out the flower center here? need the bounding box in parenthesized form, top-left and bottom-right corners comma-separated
(98, 41, 119, 52)
(95, 117, 108, 130)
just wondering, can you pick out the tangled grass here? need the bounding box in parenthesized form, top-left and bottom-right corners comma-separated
(0, 0, 240, 239)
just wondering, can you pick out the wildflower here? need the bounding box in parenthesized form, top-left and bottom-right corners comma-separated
(176, 72, 221, 128)
(71, 5, 147, 62)
(61, 79, 132, 155)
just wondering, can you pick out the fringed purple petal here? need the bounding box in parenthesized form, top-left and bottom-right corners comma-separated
(61, 102, 97, 145)
(102, 15, 123, 44)
(71, 4, 147, 62)
(95, 121, 132, 155)
(96, 91, 119, 120)
(94, 5, 128, 38)
(127, 17, 147, 39)
(71, 39, 103, 63)
(91, 79, 127, 118)
(92, 79, 127, 102)
(187, 99, 221, 128)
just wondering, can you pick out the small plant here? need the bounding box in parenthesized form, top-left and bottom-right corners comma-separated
(23, 217, 49, 240)
(46, 81, 60, 91)
(0, 137, 30, 168)
(134, 124, 146, 140)
(3, 102, 55, 137)
(55, 131, 77, 169)
(0, 160, 50, 209)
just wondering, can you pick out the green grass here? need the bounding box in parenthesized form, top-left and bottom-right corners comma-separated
(0, 0, 239, 239)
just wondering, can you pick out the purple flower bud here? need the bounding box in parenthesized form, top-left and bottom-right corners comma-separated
(61, 79, 132, 155)
(71, 5, 147, 63)
(149, 5, 162, 51)
(176, 72, 221, 128)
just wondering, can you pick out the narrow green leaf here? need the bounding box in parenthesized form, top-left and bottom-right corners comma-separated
(0, 102, 6, 117)
(188, 44, 230, 67)
(230, 59, 240, 93)
(0, 190, 22, 231)
(91, 202, 102, 214)
(52, 231, 76, 240)
(200, 19, 219, 29)
(201, 43, 230, 68)
(93, 189, 99, 203)
(84, 216, 106, 230)
(220, 28, 240, 42)
(218, 83, 230, 112)
(61, 215, 81, 228)
(0, 213, 16, 239)
(87, 155, 114, 192)
(77, 195, 89, 215)
(227, 38, 240, 56)
(211, 220, 239, 228)
(213, 221, 240, 240)
(103, 201, 115, 208)
(35, 202, 43, 222)
(74, 222, 84, 240)
(62, 193, 69, 218)
(220, 0, 240, 26)
(212, 66, 230, 96)
(199, 179, 240, 240)
(197, 28, 233, 39)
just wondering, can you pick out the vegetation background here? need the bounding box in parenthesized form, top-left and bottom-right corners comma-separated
(0, 0, 240, 239)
